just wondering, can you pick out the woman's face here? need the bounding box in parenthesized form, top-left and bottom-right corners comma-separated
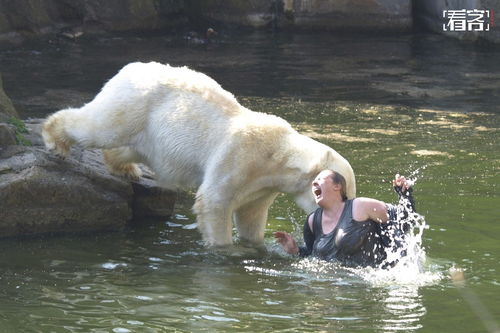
(311, 170, 337, 206)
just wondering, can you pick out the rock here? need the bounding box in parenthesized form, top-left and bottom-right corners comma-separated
(0, 0, 187, 41)
(185, 0, 277, 29)
(281, 0, 412, 31)
(186, 0, 413, 31)
(0, 72, 21, 146)
(0, 0, 414, 39)
(132, 178, 177, 219)
(0, 73, 19, 122)
(0, 0, 499, 42)
(0, 119, 176, 238)
(80, 0, 187, 32)
(0, 146, 131, 237)
(0, 123, 16, 146)
(415, 0, 500, 43)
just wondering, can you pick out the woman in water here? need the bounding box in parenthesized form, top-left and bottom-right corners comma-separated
(274, 170, 416, 268)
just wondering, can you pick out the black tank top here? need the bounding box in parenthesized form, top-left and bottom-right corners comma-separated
(308, 200, 387, 267)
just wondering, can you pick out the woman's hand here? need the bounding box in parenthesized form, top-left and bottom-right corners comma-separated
(392, 174, 416, 212)
(274, 231, 299, 255)
(393, 174, 413, 192)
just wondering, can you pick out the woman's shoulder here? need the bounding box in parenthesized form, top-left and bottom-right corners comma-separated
(353, 197, 386, 205)
(352, 197, 387, 212)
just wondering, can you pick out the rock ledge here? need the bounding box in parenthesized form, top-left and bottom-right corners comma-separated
(0, 119, 176, 238)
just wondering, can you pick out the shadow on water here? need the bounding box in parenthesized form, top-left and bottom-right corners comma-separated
(0, 31, 499, 332)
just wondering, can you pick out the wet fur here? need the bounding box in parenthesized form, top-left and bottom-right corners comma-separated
(42, 62, 356, 246)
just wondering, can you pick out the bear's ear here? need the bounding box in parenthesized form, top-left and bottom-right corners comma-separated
(306, 150, 330, 178)
(310, 150, 334, 174)
(324, 150, 335, 165)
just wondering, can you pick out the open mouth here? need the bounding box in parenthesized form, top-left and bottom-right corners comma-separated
(313, 187, 322, 198)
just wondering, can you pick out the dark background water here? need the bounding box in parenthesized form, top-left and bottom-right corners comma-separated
(2, 31, 500, 118)
(0, 31, 499, 332)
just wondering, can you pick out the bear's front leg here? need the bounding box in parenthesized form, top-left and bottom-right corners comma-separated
(233, 193, 278, 245)
(193, 192, 234, 247)
(103, 147, 143, 180)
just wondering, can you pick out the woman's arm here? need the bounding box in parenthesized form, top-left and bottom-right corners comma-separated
(353, 175, 415, 224)
(352, 197, 390, 223)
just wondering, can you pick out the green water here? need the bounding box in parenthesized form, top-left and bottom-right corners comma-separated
(0, 31, 499, 332)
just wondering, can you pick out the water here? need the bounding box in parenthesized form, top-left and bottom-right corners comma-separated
(0, 31, 499, 332)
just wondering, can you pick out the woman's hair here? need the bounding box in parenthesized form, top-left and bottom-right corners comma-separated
(329, 171, 348, 201)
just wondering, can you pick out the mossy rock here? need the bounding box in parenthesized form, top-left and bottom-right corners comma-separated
(8, 117, 32, 146)
(0, 73, 19, 121)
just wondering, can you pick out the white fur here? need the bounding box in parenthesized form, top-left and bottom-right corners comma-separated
(42, 62, 356, 246)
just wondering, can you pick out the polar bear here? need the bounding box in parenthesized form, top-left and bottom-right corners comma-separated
(42, 62, 356, 246)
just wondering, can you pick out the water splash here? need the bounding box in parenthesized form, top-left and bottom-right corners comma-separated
(357, 187, 443, 287)
(284, 175, 443, 287)
(287, 212, 442, 288)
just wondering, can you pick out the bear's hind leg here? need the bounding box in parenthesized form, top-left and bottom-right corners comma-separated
(42, 110, 76, 156)
(103, 147, 143, 180)
(234, 193, 278, 245)
(43, 104, 145, 156)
